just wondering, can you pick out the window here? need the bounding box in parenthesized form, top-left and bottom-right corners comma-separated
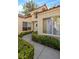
(43, 16, 60, 35)
(43, 18, 53, 34)
(53, 16, 60, 35)
(23, 22, 31, 31)
(43, 19, 47, 33)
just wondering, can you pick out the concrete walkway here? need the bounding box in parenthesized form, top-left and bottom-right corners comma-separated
(22, 34, 60, 59)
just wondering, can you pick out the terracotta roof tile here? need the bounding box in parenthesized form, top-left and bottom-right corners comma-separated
(18, 14, 32, 18)
(18, 5, 60, 19)
(37, 5, 60, 14)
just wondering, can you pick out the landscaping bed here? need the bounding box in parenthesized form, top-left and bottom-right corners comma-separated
(18, 31, 34, 59)
(18, 31, 32, 37)
(32, 32, 60, 50)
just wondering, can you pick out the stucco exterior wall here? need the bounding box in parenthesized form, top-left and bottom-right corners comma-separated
(23, 17, 33, 31)
(37, 7, 60, 36)
(30, 5, 48, 21)
(18, 17, 24, 33)
(18, 17, 32, 33)
(18, 7, 60, 37)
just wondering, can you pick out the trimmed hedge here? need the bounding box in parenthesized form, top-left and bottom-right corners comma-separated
(18, 37, 34, 59)
(18, 31, 34, 59)
(32, 32, 60, 50)
(18, 31, 32, 37)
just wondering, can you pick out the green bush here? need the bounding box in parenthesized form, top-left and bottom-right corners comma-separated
(18, 37, 34, 59)
(32, 32, 60, 50)
(18, 31, 32, 37)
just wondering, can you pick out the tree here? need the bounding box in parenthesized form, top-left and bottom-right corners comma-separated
(23, 0, 37, 16)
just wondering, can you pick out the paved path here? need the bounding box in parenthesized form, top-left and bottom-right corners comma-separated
(22, 34, 60, 59)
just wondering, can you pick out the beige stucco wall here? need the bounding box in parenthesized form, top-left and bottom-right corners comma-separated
(37, 7, 60, 36)
(18, 7, 60, 36)
(18, 17, 32, 33)
(18, 5, 48, 33)
(18, 17, 24, 33)
(30, 5, 47, 21)
(23, 17, 33, 31)
(18, 16, 38, 33)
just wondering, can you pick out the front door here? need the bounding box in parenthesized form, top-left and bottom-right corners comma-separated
(34, 22, 37, 31)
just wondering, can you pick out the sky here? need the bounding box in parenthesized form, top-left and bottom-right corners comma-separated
(18, 0, 60, 14)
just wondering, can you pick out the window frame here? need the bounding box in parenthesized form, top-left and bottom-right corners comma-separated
(22, 22, 31, 31)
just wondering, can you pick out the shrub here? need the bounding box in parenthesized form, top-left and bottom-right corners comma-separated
(18, 37, 34, 59)
(18, 31, 32, 37)
(32, 32, 60, 50)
